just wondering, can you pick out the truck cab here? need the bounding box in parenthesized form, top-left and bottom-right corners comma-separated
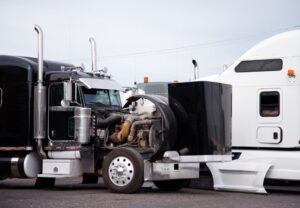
(203, 29, 300, 193)
(0, 25, 232, 193)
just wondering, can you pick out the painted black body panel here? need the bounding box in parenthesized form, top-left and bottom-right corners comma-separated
(168, 81, 232, 155)
(0, 55, 73, 147)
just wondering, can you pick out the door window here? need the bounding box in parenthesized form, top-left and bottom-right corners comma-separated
(260, 91, 280, 117)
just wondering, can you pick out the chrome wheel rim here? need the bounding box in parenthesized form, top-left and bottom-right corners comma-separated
(108, 156, 134, 186)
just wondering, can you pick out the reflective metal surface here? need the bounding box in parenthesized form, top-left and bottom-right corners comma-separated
(144, 160, 199, 181)
(108, 156, 134, 186)
(33, 25, 47, 142)
(33, 86, 47, 139)
(34, 25, 44, 83)
(23, 152, 42, 178)
(79, 78, 123, 91)
(74, 107, 91, 144)
(10, 157, 20, 177)
(89, 37, 97, 72)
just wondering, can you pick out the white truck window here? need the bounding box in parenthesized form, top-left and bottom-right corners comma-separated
(260, 91, 280, 117)
(235, 59, 282, 72)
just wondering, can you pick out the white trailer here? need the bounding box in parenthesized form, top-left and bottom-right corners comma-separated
(200, 29, 300, 193)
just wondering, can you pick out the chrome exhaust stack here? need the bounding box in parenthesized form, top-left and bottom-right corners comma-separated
(89, 37, 97, 72)
(33, 24, 47, 158)
(192, 59, 199, 80)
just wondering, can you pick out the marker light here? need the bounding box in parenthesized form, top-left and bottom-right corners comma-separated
(288, 69, 296, 77)
(144, 76, 149, 83)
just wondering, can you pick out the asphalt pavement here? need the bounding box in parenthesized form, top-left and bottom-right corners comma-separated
(0, 178, 299, 208)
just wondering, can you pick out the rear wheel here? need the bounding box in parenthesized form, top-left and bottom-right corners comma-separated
(102, 148, 144, 193)
(154, 179, 190, 191)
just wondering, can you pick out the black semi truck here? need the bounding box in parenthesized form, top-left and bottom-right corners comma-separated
(0, 25, 232, 193)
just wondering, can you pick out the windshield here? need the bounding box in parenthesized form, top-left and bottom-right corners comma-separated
(81, 87, 122, 107)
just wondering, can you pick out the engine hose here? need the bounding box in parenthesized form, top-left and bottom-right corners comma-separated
(96, 114, 122, 128)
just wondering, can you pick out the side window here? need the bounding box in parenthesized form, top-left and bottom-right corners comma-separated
(49, 83, 64, 106)
(0, 88, 2, 107)
(235, 59, 282, 72)
(260, 91, 280, 117)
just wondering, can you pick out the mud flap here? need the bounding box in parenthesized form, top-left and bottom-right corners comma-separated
(207, 161, 272, 194)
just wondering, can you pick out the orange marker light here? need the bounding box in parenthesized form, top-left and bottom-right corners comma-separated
(288, 69, 296, 77)
(144, 76, 149, 83)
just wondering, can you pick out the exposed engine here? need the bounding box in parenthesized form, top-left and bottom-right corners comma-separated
(93, 97, 163, 151)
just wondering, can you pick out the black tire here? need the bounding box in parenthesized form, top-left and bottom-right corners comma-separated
(102, 148, 144, 193)
(35, 177, 55, 188)
(0, 177, 6, 181)
(82, 173, 99, 184)
(154, 179, 190, 191)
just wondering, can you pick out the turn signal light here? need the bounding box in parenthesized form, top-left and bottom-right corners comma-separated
(288, 69, 296, 77)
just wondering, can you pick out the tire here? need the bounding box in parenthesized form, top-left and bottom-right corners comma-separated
(0, 177, 6, 181)
(154, 179, 190, 191)
(35, 177, 55, 188)
(102, 148, 144, 193)
(82, 173, 98, 184)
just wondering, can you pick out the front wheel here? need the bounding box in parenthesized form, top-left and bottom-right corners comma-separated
(154, 179, 190, 191)
(102, 148, 144, 193)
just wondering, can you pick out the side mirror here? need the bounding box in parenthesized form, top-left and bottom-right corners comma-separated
(61, 81, 73, 106)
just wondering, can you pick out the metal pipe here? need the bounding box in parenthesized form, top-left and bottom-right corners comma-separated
(37, 140, 47, 158)
(127, 120, 153, 142)
(33, 24, 47, 159)
(96, 114, 122, 128)
(34, 25, 44, 83)
(89, 37, 97, 71)
(192, 59, 199, 80)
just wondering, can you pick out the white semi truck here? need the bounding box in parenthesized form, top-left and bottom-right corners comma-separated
(0, 25, 232, 193)
(198, 29, 300, 193)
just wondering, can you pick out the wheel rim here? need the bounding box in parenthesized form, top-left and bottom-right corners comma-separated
(108, 156, 134, 186)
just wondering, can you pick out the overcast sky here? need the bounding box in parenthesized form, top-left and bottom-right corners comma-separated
(0, 0, 299, 85)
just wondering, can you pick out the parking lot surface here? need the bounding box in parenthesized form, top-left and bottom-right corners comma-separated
(0, 178, 299, 208)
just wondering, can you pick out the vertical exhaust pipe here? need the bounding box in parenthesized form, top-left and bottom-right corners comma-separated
(89, 37, 97, 72)
(192, 59, 199, 80)
(33, 24, 47, 158)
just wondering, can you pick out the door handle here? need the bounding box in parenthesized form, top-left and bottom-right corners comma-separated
(273, 132, 278, 140)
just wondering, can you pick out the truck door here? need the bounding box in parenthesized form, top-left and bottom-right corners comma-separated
(256, 89, 282, 144)
(48, 82, 81, 141)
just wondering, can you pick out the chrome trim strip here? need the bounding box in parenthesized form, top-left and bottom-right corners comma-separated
(10, 157, 21, 177)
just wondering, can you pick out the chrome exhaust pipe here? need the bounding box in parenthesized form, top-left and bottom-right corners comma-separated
(33, 24, 47, 158)
(192, 59, 199, 80)
(89, 37, 97, 72)
(34, 25, 44, 83)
